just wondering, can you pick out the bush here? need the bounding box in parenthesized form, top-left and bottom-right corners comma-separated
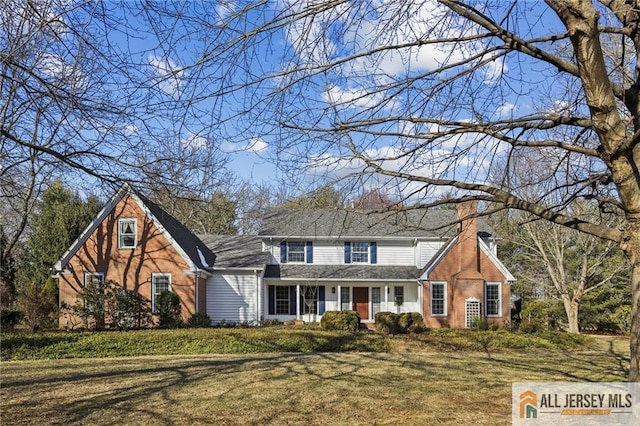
(520, 299, 564, 331)
(610, 305, 632, 335)
(471, 317, 490, 331)
(0, 309, 23, 329)
(108, 288, 152, 330)
(320, 310, 360, 332)
(375, 312, 400, 335)
(156, 291, 183, 328)
(188, 312, 212, 328)
(376, 312, 426, 335)
(518, 318, 546, 333)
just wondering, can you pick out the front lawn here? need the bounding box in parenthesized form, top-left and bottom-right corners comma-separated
(0, 334, 629, 425)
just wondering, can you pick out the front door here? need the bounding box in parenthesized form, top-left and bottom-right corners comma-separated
(353, 287, 369, 320)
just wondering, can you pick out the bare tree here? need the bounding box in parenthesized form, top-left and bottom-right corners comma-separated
(129, 1, 640, 379)
(1, 1, 230, 262)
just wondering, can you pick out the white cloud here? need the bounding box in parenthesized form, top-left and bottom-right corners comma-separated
(181, 132, 208, 150)
(149, 54, 185, 96)
(221, 137, 268, 154)
(482, 57, 507, 84)
(496, 102, 515, 118)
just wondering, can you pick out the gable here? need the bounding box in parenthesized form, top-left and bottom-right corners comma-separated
(54, 186, 215, 273)
(419, 236, 515, 282)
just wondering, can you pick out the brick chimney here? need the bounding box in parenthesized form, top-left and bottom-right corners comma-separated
(456, 201, 483, 279)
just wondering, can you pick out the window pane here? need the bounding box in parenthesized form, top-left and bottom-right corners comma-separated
(119, 219, 136, 248)
(486, 284, 500, 316)
(303, 286, 317, 314)
(275, 286, 289, 314)
(351, 242, 369, 263)
(340, 287, 351, 311)
(431, 283, 445, 315)
(287, 242, 305, 263)
(394, 286, 404, 306)
(371, 287, 381, 316)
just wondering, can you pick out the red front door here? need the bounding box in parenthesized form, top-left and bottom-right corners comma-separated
(353, 287, 369, 320)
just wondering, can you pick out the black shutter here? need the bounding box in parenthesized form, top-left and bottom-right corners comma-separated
(306, 241, 313, 264)
(280, 241, 287, 263)
(268, 286, 275, 315)
(318, 286, 326, 314)
(370, 242, 377, 264)
(289, 285, 297, 315)
(344, 242, 351, 264)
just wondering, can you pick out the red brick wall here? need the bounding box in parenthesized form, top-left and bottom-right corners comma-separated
(59, 194, 199, 328)
(422, 203, 511, 329)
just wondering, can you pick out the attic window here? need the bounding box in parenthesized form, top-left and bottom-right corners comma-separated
(118, 218, 137, 249)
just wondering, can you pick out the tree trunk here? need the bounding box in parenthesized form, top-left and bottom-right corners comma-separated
(628, 227, 640, 382)
(629, 244, 640, 382)
(562, 296, 580, 334)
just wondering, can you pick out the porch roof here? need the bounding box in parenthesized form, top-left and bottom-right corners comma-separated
(264, 264, 421, 281)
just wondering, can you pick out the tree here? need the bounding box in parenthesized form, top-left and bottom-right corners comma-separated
(497, 204, 628, 333)
(129, 1, 640, 379)
(17, 180, 102, 329)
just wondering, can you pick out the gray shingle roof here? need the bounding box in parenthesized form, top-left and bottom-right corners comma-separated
(264, 264, 421, 281)
(134, 193, 217, 271)
(199, 235, 268, 269)
(258, 208, 463, 239)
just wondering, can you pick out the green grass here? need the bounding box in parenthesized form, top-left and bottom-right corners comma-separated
(0, 335, 630, 425)
(1, 326, 593, 360)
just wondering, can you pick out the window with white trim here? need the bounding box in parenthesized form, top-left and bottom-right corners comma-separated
(371, 287, 381, 316)
(275, 286, 289, 314)
(287, 241, 305, 263)
(485, 282, 502, 316)
(118, 218, 137, 249)
(351, 242, 370, 263)
(394, 286, 404, 306)
(431, 282, 447, 316)
(84, 272, 104, 287)
(303, 286, 318, 314)
(340, 287, 351, 311)
(152, 273, 171, 312)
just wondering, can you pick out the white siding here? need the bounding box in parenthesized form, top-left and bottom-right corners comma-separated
(417, 240, 445, 268)
(376, 240, 414, 265)
(207, 272, 259, 323)
(267, 239, 420, 266)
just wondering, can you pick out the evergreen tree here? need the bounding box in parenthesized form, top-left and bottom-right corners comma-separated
(17, 180, 103, 330)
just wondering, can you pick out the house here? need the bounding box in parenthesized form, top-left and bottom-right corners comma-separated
(56, 185, 515, 329)
(56, 186, 215, 326)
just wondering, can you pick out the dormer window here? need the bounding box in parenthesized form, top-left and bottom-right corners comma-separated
(118, 218, 137, 249)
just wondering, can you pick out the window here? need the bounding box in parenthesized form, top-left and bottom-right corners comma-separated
(287, 241, 305, 263)
(431, 282, 447, 316)
(340, 287, 351, 311)
(485, 282, 502, 316)
(118, 218, 137, 249)
(84, 272, 104, 287)
(152, 273, 171, 312)
(394, 286, 404, 306)
(275, 286, 289, 314)
(303, 286, 318, 314)
(371, 287, 381, 316)
(351, 242, 370, 263)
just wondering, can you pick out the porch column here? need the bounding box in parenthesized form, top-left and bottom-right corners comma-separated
(384, 283, 389, 311)
(337, 284, 341, 310)
(296, 284, 301, 320)
(417, 281, 424, 317)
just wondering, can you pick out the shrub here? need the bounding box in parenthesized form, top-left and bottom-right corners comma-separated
(0, 309, 23, 329)
(520, 299, 564, 331)
(188, 312, 212, 328)
(108, 287, 152, 330)
(471, 317, 490, 331)
(518, 318, 546, 333)
(156, 291, 183, 328)
(320, 310, 360, 332)
(376, 312, 426, 334)
(375, 312, 400, 335)
(610, 305, 632, 335)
